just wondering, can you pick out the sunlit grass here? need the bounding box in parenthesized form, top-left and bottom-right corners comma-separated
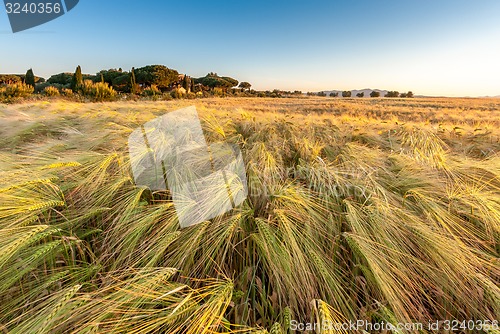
(0, 97, 498, 333)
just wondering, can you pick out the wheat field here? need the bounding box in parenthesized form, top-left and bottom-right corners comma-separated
(0, 97, 499, 333)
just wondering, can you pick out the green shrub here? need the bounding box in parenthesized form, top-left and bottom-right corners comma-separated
(142, 85, 161, 97)
(80, 80, 117, 102)
(35, 82, 50, 93)
(43, 86, 60, 97)
(61, 88, 73, 96)
(170, 87, 187, 99)
(213, 87, 225, 97)
(47, 72, 72, 85)
(161, 92, 173, 101)
(35, 82, 67, 94)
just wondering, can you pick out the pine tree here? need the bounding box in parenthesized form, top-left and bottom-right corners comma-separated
(71, 65, 83, 92)
(25, 68, 35, 88)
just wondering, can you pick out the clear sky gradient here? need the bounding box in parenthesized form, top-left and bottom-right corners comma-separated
(1, 0, 499, 96)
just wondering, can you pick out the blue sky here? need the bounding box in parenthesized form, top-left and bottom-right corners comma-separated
(1, 0, 499, 96)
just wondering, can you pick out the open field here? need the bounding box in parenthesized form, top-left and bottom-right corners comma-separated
(0, 97, 499, 333)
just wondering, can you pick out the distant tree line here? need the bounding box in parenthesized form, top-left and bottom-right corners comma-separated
(312, 90, 414, 98)
(1, 65, 312, 102)
(1, 65, 415, 102)
(2, 65, 259, 102)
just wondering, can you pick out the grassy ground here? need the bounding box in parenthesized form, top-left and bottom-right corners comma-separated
(0, 97, 499, 333)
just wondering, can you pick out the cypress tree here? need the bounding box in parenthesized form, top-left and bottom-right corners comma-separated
(182, 75, 192, 93)
(130, 67, 137, 94)
(71, 65, 83, 92)
(25, 68, 35, 87)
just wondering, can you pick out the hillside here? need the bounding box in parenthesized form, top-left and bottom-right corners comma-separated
(321, 88, 388, 97)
